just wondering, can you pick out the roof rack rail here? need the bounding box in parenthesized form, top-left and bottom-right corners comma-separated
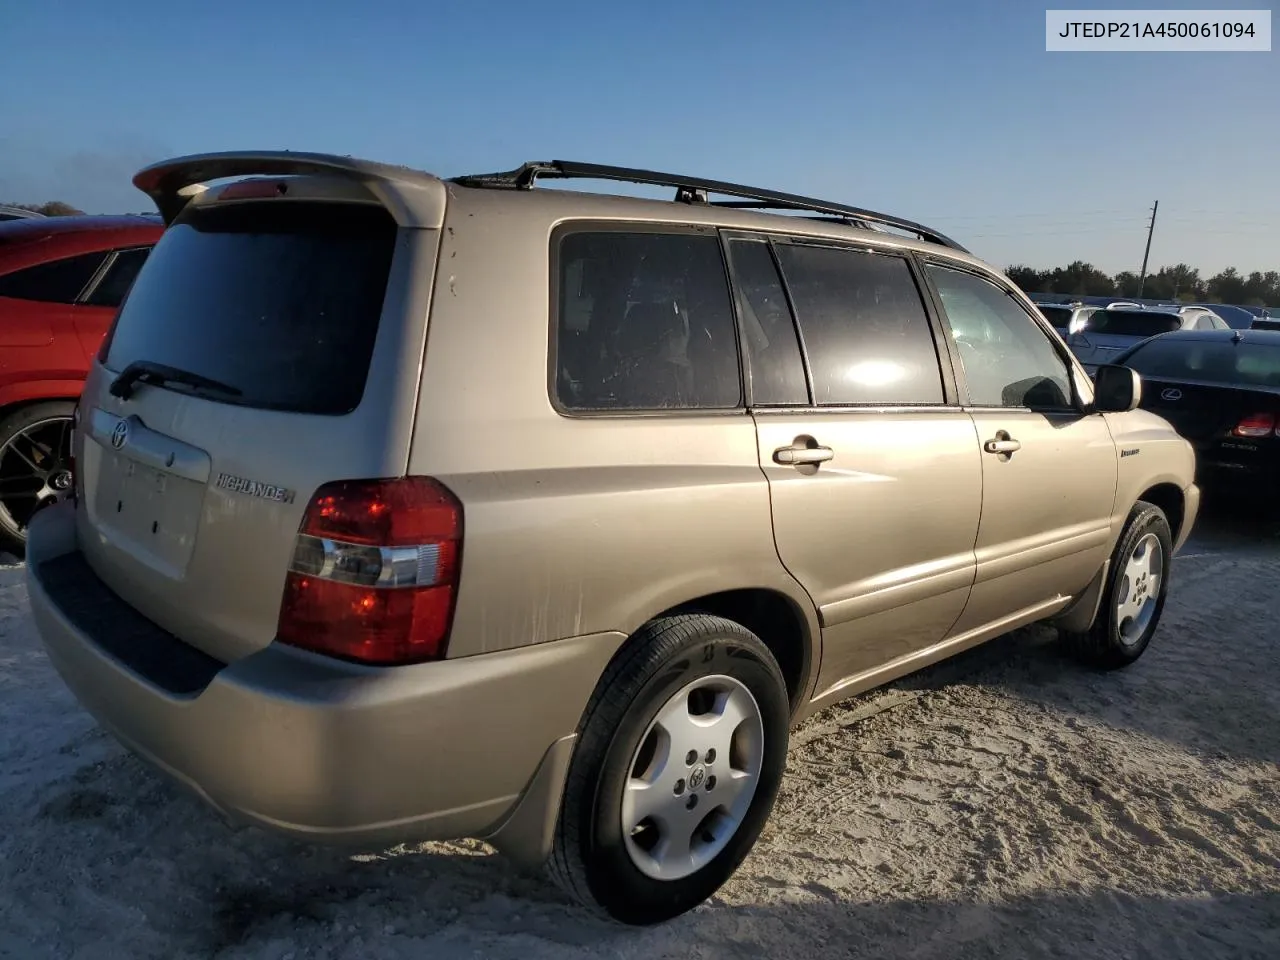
(451, 160, 969, 253)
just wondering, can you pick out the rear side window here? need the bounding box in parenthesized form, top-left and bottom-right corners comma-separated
(555, 230, 742, 411)
(772, 243, 944, 405)
(84, 247, 151, 308)
(0, 251, 107, 303)
(104, 202, 398, 415)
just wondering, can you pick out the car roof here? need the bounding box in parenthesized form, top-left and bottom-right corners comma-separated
(0, 213, 165, 274)
(136, 150, 986, 264)
(0, 213, 160, 240)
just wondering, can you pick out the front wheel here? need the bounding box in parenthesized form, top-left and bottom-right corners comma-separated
(547, 614, 790, 925)
(0, 401, 77, 556)
(1060, 500, 1173, 669)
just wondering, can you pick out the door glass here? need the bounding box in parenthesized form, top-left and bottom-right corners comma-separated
(926, 264, 1073, 409)
(0, 252, 107, 303)
(773, 243, 944, 405)
(84, 247, 152, 308)
(726, 239, 808, 405)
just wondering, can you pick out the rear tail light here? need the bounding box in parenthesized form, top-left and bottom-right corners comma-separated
(275, 477, 463, 665)
(1232, 412, 1276, 438)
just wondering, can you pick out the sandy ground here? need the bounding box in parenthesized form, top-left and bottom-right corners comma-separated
(1, 500, 1277, 960)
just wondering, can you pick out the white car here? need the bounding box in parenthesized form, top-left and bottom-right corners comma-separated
(1069, 305, 1229, 373)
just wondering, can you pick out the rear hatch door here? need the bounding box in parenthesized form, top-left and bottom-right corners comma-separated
(75, 174, 444, 664)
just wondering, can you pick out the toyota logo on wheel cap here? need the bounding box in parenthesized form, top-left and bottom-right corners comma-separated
(1160, 388, 1183, 401)
(110, 420, 129, 449)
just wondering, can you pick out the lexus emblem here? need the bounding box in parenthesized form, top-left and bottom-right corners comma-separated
(110, 420, 129, 450)
(1160, 388, 1183, 401)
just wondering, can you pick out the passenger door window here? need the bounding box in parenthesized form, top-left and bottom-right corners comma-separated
(725, 239, 808, 405)
(0, 252, 108, 304)
(925, 264, 1073, 410)
(555, 230, 742, 411)
(84, 247, 152, 308)
(772, 243, 944, 405)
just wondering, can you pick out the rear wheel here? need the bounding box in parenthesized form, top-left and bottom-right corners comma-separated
(547, 614, 789, 925)
(1061, 500, 1173, 669)
(0, 401, 77, 556)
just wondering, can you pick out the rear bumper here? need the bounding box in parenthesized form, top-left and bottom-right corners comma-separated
(1194, 456, 1280, 493)
(26, 502, 622, 862)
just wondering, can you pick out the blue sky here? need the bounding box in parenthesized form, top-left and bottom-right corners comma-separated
(2, 0, 1276, 274)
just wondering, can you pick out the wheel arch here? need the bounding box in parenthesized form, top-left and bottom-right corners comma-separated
(1135, 481, 1185, 544)
(654, 587, 818, 718)
(0, 381, 85, 414)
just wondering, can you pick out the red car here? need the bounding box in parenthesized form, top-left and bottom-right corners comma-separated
(0, 214, 163, 552)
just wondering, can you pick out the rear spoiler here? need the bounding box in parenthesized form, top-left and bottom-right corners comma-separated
(132, 151, 447, 227)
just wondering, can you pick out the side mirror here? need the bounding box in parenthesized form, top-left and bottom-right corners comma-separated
(1092, 364, 1142, 412)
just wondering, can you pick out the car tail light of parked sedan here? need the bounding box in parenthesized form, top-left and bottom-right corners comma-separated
(1232, 412, 1276, 438)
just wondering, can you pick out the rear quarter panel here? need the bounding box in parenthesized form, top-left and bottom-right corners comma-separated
(410, 188, 819, 666)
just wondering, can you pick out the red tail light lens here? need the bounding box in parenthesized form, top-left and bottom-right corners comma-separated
(275, 477, 463, 665)
(1232, 412, 1276, 438)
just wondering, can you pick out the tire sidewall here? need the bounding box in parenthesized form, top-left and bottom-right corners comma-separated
(581, 630, 789, 924)
(1103, 506, 1173, 658)
(0, 401, 76, 553)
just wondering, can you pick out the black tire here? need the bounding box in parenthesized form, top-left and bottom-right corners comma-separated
(547, 614, 790, 925)
(1061, 500, 1173, 670)
(0, 400, 77, 557)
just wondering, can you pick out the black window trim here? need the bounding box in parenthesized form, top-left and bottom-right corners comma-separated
(76, 249, 119, 304)
(915, 253, 1084, 415)
(727, 231, 962, 412)
(718, 230, 813, 409)
(546, 219, 749, 420)
(76, 245, 153, 306)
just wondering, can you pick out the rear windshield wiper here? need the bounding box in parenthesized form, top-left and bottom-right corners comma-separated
(109, 360, 243, 402)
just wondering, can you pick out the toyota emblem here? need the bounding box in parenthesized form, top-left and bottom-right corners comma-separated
(1160, 388, 1183, 401)
(110, 420, 129, 450)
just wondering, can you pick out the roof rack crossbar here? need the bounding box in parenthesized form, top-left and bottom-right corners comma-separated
(451, 160, 968, 253)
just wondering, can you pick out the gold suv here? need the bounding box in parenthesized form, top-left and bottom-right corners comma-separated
(26, 152, 1198, 925)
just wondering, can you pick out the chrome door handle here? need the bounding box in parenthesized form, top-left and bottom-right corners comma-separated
(773, 444, 834, 466)
(984, 437, 1022, 455)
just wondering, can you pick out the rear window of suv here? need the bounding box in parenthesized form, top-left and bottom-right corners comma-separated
(1083, 310, 1181, 338)
(1037, 306, 1072, 328)
(103, 201, 398, 415)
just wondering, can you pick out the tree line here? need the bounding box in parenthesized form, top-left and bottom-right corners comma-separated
(1006, 260, 1280, 307)
(2, 201, 86, 217)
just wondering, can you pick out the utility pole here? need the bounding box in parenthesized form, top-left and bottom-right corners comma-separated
(1137, 200, 1158, 298)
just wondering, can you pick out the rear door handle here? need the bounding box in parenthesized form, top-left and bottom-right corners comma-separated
(984, 437, 1022, 455)
(773, 442, 834, 466)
